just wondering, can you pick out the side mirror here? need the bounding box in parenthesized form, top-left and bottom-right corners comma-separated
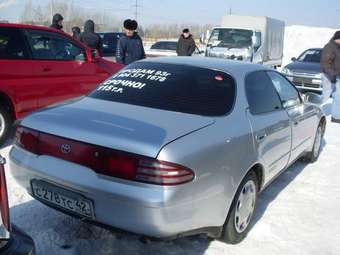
(291, 57, 297, 62)
(252, 35, 260, 48)
(303, 92, 322, 104)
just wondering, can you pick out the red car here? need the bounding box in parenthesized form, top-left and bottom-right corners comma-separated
(0, 23, 123, 144)
(0, 155, 35, 254)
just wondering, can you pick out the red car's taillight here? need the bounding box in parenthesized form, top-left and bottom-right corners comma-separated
(15, 126, 195, 186)
(0, 156, 11, 232)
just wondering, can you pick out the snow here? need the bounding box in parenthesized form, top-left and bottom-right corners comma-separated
(282, 25, 337, 67)
(2, 26, 340, 255)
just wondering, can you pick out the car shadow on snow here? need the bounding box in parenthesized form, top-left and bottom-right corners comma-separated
(10, 200, 212, 255)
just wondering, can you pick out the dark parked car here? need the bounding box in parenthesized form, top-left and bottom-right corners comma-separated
(98, 32, 124, 58)
(281, 48, 322, 93)
(0, 155, 35, 254)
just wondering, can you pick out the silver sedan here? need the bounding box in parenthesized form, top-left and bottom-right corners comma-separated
(9, 57, 326, 243)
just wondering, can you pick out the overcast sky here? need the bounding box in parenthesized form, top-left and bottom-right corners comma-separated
(0, 0, 340, 28)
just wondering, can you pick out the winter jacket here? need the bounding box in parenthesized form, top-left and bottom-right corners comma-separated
(321, 40, 340, 80)
(79, 20, 102, 53)
(50, 13, 63, 30)
(116, 33, 146, 65)
(176, 34, 196, 56)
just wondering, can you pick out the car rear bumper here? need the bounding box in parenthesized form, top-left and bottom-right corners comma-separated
(0, 225, 35, 255)
(9, 146, 224, 239)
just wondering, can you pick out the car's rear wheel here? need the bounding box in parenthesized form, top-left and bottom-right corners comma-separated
(220, 171, 258, 244)
(0, 105, 12, 146)
(303, 123, 324, 162)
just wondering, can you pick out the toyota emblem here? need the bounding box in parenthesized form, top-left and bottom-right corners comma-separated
(60, 144, 71, 154)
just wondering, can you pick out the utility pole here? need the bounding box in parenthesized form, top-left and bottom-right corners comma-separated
(50, 0, 54, 18)
(134, 0, 138, 20)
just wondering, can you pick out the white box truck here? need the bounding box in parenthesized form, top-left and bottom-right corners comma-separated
(205, 15, 285, 68)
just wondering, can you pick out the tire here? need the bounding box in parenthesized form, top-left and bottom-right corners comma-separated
(0, 105, 12, 146)
(303, 123, 324, 163)
(220, 171, 258, 244)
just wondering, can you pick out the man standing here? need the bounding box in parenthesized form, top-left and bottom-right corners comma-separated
(321, 31, 340, 123)
(176, 28, 196, 56)
(72, 26, 81, 40)
(50, 13, 64, 30)
(80, 20, 102, 53)
(116, 19, 145, 65)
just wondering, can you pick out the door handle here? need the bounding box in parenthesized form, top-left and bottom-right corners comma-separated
(42, 67, 51, 72)
(293, 121, 299, 126)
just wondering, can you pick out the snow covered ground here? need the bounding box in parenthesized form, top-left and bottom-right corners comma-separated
(2, 26, 340, 255)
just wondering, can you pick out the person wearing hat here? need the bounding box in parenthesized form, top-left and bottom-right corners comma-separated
(321, 31, 340, 123)
(116, 19, 145, 65)
(176, 28, 197, 56)
(50, 13, 64, 30)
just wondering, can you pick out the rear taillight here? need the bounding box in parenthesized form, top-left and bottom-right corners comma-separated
(0, 156, 11, 232)
(14, 126, 195, 186)
(136, 159, 195, 185)
(14, 126, 39, 154)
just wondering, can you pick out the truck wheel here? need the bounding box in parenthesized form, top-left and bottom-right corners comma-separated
(220, 171, 258, 244)
(0, 105, 12, 146)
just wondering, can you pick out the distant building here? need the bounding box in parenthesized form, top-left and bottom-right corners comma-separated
(0, 20, 9, 23)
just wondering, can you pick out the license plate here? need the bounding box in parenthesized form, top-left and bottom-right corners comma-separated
(31, 180, 95, 219)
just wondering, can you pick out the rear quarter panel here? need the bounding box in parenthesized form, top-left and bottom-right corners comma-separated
(157, 111, 257, 228)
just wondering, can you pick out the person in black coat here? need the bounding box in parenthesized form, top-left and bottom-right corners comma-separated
(176, 28, 196, 56)
(79, 20, 102, 53)
(116, 19, 145, 65)
(50, 13, 64, 30)
(72, 26, 81, 40)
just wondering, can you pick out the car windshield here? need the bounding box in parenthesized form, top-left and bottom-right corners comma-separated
(89, 62, 236, 116)
(150, 41, 177, 51)
(297, 49, 322, 63)
(207, 28, 253, 49)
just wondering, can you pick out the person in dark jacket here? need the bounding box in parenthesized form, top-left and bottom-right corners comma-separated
(79, 20, 102, 53)
(50, 13, 63, 30)
(321, 31, 340, 122)
(116, 19, 145, 65)
(72, 26, 81, 40)
(176, 28, 196, 56)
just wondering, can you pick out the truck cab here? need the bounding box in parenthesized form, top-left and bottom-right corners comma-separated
(204, 15, 285, 69)
(205, 28, 262, 62)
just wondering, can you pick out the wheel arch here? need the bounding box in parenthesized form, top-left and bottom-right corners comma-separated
(0, 91, 16, 120)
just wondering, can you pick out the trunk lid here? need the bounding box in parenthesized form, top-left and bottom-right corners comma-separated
(21, 97, 215, 158)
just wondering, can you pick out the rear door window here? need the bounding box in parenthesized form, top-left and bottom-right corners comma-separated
(0, 27, 29, 59)
(89, 62, 236, 116)
(245, 71, 283, 115)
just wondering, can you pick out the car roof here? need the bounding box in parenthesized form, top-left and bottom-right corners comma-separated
(140, 57, 269, 75)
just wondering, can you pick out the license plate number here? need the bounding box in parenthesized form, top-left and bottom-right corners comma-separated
(31, 180, 94, 219)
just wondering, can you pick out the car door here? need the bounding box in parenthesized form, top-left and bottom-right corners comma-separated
(245, 71, 292, 182)
(24, 29, 108, 108)
(267, 71, 318, 162)
(0, 27, 38, 118)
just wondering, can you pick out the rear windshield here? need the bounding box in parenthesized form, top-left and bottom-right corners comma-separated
(89, 62, 236, 116)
